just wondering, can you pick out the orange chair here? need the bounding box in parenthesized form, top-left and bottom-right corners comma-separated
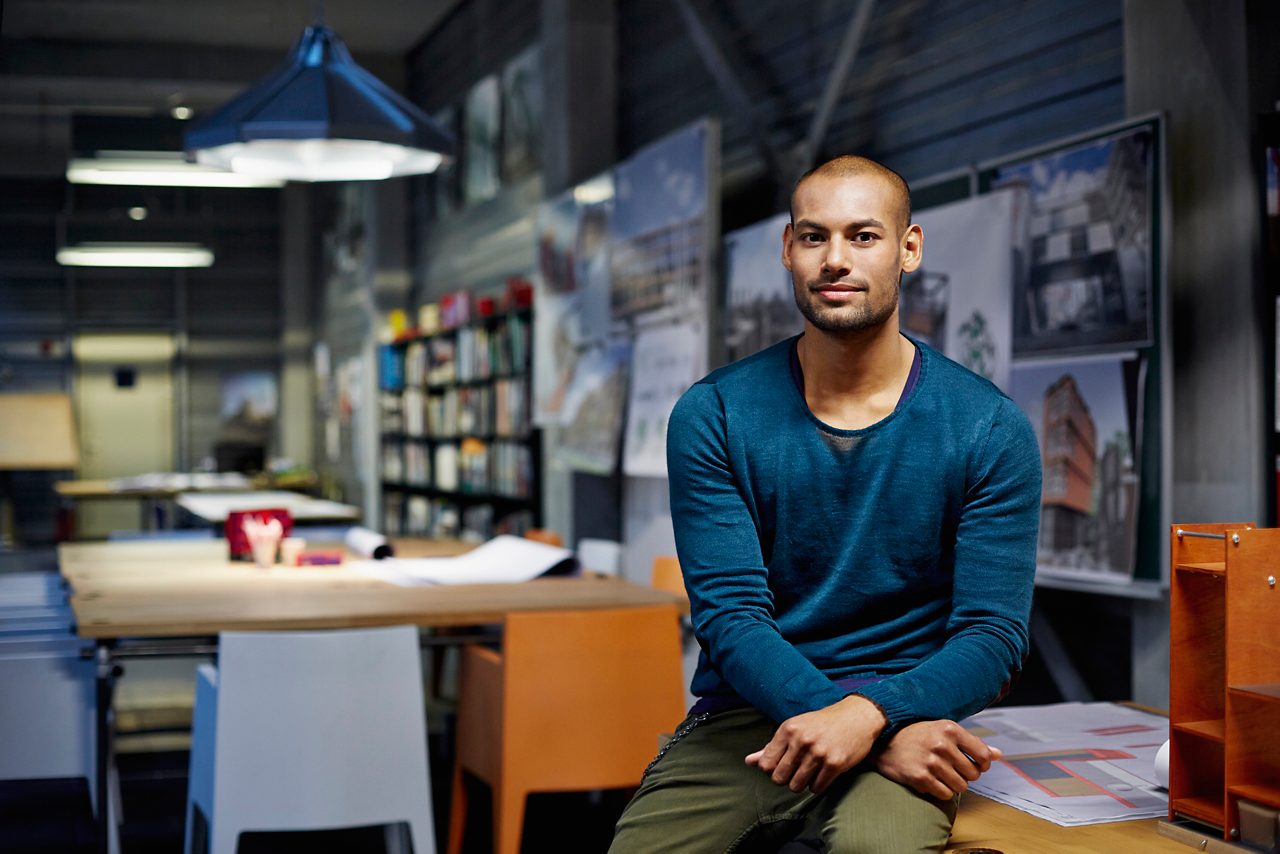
(523, 528, 563, 548)
(650, 555, 688, 604)
(447, 605, 686, 854)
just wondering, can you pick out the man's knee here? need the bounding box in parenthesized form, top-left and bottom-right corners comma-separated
(819, 772, 956, 854)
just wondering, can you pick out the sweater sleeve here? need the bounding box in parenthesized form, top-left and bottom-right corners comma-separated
(853, 396, 1042, 736)
(667, 382, 847, 723)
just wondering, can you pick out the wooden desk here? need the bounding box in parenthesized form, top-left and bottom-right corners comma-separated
(946, 793, 1189, 852)
(54, 473, 253, 533)
(54, 473, 252, 499)
(61, 538, 677, 638)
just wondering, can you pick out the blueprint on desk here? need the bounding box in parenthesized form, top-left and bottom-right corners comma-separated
(961, 701, 1168, 826)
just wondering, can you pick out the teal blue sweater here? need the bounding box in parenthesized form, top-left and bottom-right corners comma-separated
(666, 336, 1042, 737)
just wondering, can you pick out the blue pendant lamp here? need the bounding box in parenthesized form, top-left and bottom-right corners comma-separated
(184, 23, 454, 182)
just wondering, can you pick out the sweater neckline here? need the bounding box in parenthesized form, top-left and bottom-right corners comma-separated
(783, 333, 927, 436)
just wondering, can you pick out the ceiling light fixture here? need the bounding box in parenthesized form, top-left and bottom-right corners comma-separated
(183, 22, 454, 182)
(67, 151, 287, 188)
(56, 243, 215, 268)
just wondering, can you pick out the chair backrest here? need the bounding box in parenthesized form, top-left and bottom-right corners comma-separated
(500, 605, 686, 790)
(0, 648, 97, 807)
(523, 528, 563, 548)
(650, 556, 688, 603)
(0, 571, 65, 608)
(576, 538, 622, 577)
(210, 625, 433, 832)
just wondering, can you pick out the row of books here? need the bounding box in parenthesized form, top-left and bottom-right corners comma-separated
(456, 319, 531, 381)
(383, 438, 534, 498)
(392, 380, 530, 439)
(400, 338, 457, 388)
(395, 314, 531, 389)
(384, 492, 534, 542)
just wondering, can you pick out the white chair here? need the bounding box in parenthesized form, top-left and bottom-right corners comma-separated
(0, 644, 121, 853)
(184, 625, 436, 854)
(0, 570, 65, 607)
(576, 537, 622, 577)
(0, 647, 95, 791)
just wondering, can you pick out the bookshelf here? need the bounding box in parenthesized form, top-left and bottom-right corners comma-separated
(1168, 523, 1280, 843)
(379, 306, 538, 540)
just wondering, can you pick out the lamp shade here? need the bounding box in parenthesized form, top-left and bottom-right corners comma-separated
(184, 25, 455, 182)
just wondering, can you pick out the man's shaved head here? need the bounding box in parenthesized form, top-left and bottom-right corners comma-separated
(790, 155, 912, 232)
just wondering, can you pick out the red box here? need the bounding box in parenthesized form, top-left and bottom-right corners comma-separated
(225, 508, 293, 561)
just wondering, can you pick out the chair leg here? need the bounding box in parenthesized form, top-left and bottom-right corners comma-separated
(494, 785, 527, 854)
(182, 800, 197, 854)
(184, 800, 214, 854)
(446, 763, 467, 854)
(382, 822, 411, 854)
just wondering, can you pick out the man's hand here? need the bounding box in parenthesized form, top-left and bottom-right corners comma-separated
(874, 720, 1002, 800)
(744, 695, 886, 794)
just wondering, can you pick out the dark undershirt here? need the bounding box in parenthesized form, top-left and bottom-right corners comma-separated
(687, 337, 922, 718)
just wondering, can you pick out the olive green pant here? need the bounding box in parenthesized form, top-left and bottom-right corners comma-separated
(609, 708, 958, 854)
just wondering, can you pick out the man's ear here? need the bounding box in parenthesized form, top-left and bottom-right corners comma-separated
(782, 222, 794, 271)
(900, 223, 923, 274)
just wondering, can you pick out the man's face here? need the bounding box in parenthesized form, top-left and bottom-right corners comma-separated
(782, 171, 922, 336)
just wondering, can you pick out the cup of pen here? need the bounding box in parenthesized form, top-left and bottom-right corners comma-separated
(243, 514, 284, 568)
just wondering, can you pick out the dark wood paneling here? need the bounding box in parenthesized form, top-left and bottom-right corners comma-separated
(73, 271, 176, 327)
(186, 271, 282, 337)
(619, 0, 1124, 197)
(0, 278, 65, 332)
(405, 0, 540, 112)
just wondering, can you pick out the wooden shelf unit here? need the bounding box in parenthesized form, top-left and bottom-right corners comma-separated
(1169, 522, 1280, 843)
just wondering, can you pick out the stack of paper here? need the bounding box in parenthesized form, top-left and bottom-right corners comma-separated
(350, 534, 575, 586)
(961, 701, 1169, 826)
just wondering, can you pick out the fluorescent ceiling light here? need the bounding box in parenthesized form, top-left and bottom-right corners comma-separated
(56, 242, 215, 268)
(66, 151, 286, 188)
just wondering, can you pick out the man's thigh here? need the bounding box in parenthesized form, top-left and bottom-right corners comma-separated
(609, 708, 819, 854)
(806, 769, 958, 854)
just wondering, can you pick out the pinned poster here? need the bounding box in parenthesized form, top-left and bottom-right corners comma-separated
(723, 212, 798, 364)
(906, 188, 1021, 390)
(989, 123, 1156, 356)
(531, 175, 615, 426)
(556, 339, 631, 475)
(623, 322, 706, 477)
(609, 123, 710, 327)
(1008, 352, 1145, 582)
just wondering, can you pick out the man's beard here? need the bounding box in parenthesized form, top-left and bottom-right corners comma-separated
(793, 272, 901, 334)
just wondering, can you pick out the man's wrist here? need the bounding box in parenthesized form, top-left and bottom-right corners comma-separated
(833, 693, 888, 742)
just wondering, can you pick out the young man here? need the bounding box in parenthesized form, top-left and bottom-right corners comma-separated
(609, 156, 1042, 853)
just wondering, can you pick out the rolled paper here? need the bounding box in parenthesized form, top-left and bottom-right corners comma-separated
(345, 526, 394, 560)
(1154, 739, 1170, 789)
